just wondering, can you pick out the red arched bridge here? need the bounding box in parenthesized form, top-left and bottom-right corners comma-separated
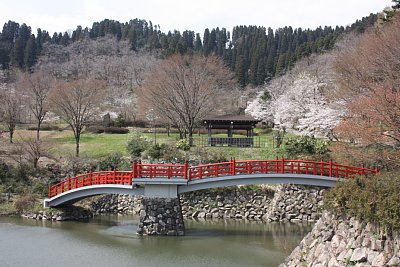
(44, 158, 378, 207)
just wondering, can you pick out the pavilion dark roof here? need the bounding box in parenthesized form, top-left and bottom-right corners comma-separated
(203, 114, 260, 122)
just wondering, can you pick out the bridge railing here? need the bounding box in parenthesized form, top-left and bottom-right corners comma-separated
(48, 170, 134, 198)
(48, 158, 378, 198)
(135, 163, 187, 179)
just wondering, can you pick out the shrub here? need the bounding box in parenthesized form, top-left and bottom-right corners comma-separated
(260, 90, 272, 101)
(115, 113, 126, 127)
(97, 153, 130, 170)
(325, 172, 400, 231)
(285, 135, 329, 155)
(27, 124, 60, 131)
(103, 127, 129, 134)
(147, 143, 168, 160)
(176, 139, 190, 151)
(14, 193, 38, 212)
(85, 126, 129, 134)
(126, 131, 150, 159)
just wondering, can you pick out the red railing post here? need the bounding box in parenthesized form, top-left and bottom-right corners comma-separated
(137, 161, 141, 178)
(113, 169, 117, 184)
(281, 157, 285, 174)
(132, 161, 137, 179)
(184, 162, 188, 180)
(320, 161, 324, 176)
(89, 171, 93, 185)
(230, 159, 236, 176)
(329, 160, 333, 177)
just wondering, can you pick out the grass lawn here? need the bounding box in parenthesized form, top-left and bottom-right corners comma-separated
(11, 127, 290, 161)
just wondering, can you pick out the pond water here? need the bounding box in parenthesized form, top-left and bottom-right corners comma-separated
(0, 215, 311, 267)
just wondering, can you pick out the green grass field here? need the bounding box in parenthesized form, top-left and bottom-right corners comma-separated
(13, 127, 289, 161)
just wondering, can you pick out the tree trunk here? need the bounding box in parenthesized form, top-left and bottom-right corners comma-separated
(9, 129, 13, 144)
(75, 135, 80, 158)
(36, 121, 41, 140)
(188, 127, 193, 147)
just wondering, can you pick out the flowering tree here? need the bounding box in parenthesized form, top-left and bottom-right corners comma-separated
(246, 54, 343, 137)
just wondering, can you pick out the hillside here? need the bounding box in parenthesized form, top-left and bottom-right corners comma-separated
(0, 13, 378, 86)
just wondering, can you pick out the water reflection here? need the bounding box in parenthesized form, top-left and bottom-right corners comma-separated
(0, 215, 311, 267)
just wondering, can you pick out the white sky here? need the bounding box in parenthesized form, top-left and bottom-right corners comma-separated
(0, 0, 393, 35)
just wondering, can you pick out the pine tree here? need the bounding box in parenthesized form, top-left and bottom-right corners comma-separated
(194, 33, 202, 51)
(203, 28, 210, 56)
(24, 34, 37, 70)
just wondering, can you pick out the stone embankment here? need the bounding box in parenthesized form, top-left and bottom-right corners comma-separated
(22, 206, 92, 221)
(180, 184, 325, 222)
(90, 194, 142, 215)
(89, 184, 326, 223)
(280, 212, 400, 267)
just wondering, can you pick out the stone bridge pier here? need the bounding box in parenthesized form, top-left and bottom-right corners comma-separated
(137, 197, 184, 236)
(135, 180, 186, 236)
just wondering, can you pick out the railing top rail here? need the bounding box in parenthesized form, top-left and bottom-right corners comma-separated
(139, 163, 186, 167)
(47, 158, 378, 198)
(189, 162, 232, 168)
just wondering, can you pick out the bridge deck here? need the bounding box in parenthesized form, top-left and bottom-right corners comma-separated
(46, 158, 377, 200)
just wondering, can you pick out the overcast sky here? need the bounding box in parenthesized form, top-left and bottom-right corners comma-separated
(0, 0, 393, 35)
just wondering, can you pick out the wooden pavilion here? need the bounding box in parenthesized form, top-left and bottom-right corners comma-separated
(203, 115, 261, 147)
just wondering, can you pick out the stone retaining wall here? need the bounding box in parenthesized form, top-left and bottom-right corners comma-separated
(280, 212, 400, 266)
(88, 184, 326, 223)
(266, 184, 326, 222)
(22, 206, 92, 221)
(90, 194, 142, 215)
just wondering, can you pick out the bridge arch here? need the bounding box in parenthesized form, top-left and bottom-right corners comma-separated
(44, 185, 144, 207)
(178, 174, 340, 194)
(44, 159, 377, 207)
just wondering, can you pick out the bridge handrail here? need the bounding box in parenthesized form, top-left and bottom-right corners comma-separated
(47, 158, 378, 198)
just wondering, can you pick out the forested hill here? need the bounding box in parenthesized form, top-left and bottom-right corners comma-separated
(0, 13, 377, 86)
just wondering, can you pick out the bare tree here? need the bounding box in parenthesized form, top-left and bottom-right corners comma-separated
(0, 86, 21, 144)
(49, 78, 106, 157)
(333, 14, 400, 168)
(139, 54, 235, 145)
(17, 71, 54, 140)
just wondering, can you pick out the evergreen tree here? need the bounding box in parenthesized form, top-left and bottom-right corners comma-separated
(203, 28, 210, 56)
(11, 23, 31, 68)
(24, 34, 37, 70)
(194, 33, 202, 51)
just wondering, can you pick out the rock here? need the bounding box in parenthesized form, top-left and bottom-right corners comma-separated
(387, 256, 400, 266)
(371, 252, 387, 266)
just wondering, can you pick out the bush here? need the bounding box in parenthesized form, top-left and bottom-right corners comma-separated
(115, 113, 126, 127)
(147, 143, 168, 160)
(176, 139, 190, 151)
(126, 131, 150, 159)
(27, 124, 60, 131)
(285, 135, 329, 155)
(85, 126, 129, 134)
(103, 127, 129, 134)
(325, 172, 400, 231)
(14, 193, 38, 212)
(97, 153, 130, 170)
